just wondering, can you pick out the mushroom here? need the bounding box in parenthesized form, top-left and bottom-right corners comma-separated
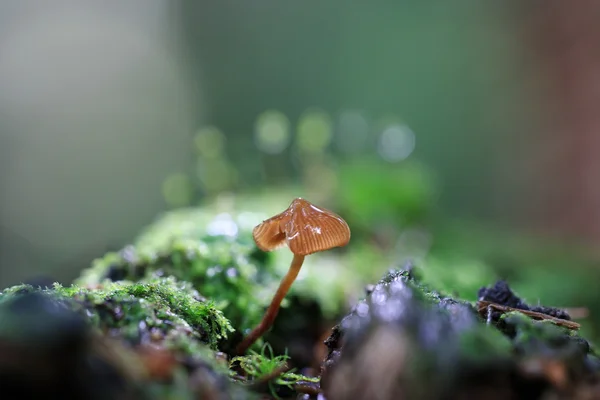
(235, 197, 351, 355)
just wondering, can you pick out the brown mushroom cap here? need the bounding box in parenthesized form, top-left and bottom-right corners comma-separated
(252, 198, 351, 256)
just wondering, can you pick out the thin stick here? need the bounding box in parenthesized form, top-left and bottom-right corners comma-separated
(294, 381, 322, 396)
(476, 301, 581, 330)
(236, 254, 306, 355)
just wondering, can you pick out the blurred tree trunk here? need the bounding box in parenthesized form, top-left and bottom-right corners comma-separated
(525, 1, 600, 245)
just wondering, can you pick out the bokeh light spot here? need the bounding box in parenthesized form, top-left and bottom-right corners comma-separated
(207, 213, 239, 237)
(194, 126, 225, 159)
(378, 124, 416, 162)
(394, 228, 432, 263)
(304, 163, 338, 202)
(162, 173, 193, 207)
(296, 109, 333, 154)
(254, 110, 291, 154)
(196, 158, 237, 194)
(336, 110, 369, 154)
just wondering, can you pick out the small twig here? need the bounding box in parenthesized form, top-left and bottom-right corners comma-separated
(294, 380, 322, 396)
(477, 301, 581, 330)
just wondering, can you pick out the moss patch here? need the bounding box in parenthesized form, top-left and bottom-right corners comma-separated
(0, 276, 233, 352)
(76, 203, 355, 337)
(231, 343, 320, 399)
(76, 209, 280, 333)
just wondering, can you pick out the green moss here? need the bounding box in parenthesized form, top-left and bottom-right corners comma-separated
(0, 276, 233, 352)
(76, 199, 355, 333)
(231, 343, 319, 399)
(501, 311, 571, 342)
(495, 311, 596, 366)
(458, 324, 513, 362)
(272, 251, 361, 319)
(76, 208, 280, 333)
(0, 279, 260, 399)
(500, 311, 569, 332)
(376, 268, 447, 305)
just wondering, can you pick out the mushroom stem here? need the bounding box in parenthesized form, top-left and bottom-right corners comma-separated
(236, 254, 306, 355)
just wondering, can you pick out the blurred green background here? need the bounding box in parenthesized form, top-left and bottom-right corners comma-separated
(1, 0, 599, 338)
